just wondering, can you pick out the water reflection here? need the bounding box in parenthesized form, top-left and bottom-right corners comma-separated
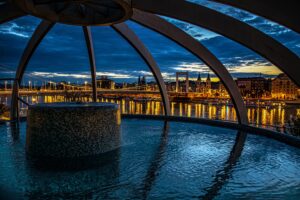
(1, 120, 300, 199)
(201, 131, 247, 200)
(25, 148, 120, 199)
(9, 122, 20, 143)
(2, 95, 300, 128)
(139, 121, 169, 199)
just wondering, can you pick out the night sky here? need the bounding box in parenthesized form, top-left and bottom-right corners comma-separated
(0, 0, 299, 83)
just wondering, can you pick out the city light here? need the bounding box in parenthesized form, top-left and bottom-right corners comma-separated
(0, 71, 299, 134)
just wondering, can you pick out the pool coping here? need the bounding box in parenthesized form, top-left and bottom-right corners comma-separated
(1, 114, 300, 148)
(122, 114, 300, 148)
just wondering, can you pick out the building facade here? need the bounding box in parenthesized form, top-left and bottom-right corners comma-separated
(272, 73, 299, 100)
(236, 77, 271, 98)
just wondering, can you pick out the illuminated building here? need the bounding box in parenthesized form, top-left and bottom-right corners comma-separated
(137, 76, 147, 90)
(236, 77, 271, 98)
(205, 73, 212, 94)
(272, 73, 299, 100)
(196, 73, 205, 93)
(211, 81, 228, 97)
(176, 72, 189, 93)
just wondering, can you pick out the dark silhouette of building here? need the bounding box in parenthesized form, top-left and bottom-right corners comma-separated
(137, 76, 147, 90)
(96, 76, 115, 89)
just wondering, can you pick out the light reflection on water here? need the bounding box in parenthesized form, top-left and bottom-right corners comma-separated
(0, 119, 300, 199)
(1, 95, 300, 128)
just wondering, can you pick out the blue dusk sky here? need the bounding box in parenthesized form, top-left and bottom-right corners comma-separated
(0, 0, 300, 84)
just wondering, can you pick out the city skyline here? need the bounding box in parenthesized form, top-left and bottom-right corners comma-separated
(0, 70, 280, 85)
(1, 72, 298, 100)
(0, 63, 285, 84)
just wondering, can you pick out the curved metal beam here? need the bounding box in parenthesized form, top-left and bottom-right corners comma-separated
(131, 10, 248, 125)
(212, 0, 300, 34)
(111, 23, 171, 116)
(132, 0, 300, 87)
(83, 26, 98, 102)
(10, 20, 55, 120)
(0, 2, 25, 24)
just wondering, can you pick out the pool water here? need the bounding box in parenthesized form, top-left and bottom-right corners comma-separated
(0, 119, 300, 199)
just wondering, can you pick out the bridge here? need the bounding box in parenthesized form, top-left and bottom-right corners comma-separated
(0, 89, 160, 96)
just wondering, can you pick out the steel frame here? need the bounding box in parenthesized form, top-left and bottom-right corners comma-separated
(0, 0, 299, 125)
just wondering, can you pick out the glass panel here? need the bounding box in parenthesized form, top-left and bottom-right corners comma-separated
(93, 26, 162, 115)
(21, 23, 90, 116)
(149, 18, 300, 133)
(187, 0, 300, 56)
(0, 16, 41, 77)
(127, 21, 238, 122)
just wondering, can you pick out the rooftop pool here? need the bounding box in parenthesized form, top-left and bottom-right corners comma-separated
(0, 119, 300, 199)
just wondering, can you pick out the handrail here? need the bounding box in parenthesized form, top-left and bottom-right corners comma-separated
(17, 97, 31, 107)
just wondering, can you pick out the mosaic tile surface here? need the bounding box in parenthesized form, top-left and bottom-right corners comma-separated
(26, 102, 121, 158)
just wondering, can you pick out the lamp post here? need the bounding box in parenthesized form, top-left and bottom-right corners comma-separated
(84, 81, 88, 91)
(29, 81, 31, 91)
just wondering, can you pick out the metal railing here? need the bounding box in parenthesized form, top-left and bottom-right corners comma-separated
(250, 122, 300, 136)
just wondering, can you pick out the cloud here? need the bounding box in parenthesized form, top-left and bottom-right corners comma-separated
(31, 72, 90, 79)
(30, 71, 135, 79)
(96, 72, 133, 79)
(172, 62, 209, 73)
(131, 70, 153, 76)
(229, 65, 282, 75)
(0, 22, 31, 38)
(0, 16, 40, 38)
(162, 17, 219, 41)
(0, 2, 299, 83)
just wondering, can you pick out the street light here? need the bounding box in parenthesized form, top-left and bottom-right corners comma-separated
(84, 81, 88, 91)
(28, 81, 31, 91)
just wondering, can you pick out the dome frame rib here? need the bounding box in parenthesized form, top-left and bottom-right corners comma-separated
(131, 0, 300, 87)
(10, 20, 55, 120)
(212, 0, 300, 34)
(1, 0, 299, 123)
(131, 9, 248, 125)
(112, 23, 171, 116)
(83, 26, 98, 102)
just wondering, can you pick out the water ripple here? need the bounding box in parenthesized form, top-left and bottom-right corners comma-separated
(0, 120, 300, 199)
